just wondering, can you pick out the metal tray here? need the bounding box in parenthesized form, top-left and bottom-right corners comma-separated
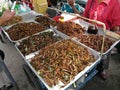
(98, 28, 120, 55)
(2, 11, 41, 29)
(15, 29, 70, 60)
(2, 20, 48, 43)
(3, 19, 39, 30)
(26, 39, 101, 90)
(72, 19, 120, 55)
(35, 15, 57, 28)
(75, 34, 119, 55)
(73, 18, 91, 31)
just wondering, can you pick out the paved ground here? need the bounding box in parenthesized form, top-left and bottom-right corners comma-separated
(81, 54, 120, 90)
(0, 35, 34, 90)
(0, 34, 120, 90)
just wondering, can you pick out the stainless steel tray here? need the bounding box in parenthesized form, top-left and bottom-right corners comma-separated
(26, 39, 101, 90)
(2, 20, 48, 43)
(15, 29, 70, 60)
(73, 19, 91, 31)
(75, 34, 119, 55)
(102, 39, 120, 55)
(2, 11, 41, 29)
(72, 19, 120, 55)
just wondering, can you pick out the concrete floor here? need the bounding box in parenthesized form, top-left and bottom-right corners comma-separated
(0, 36, 34, 90)
(81, 54, 120, 90)
(0, 35, 120, 90)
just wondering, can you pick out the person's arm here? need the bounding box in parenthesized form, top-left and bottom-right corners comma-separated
(75, 4, 84, 14)
(110, 1, 120, 32)
(111, 26, 120, 31)
(69, 1, 81, 14)
(110, 26, 120, 35)
(71, 4, 82, 14)
(0, 18, 4, 26)
(0, 10, 15, 26)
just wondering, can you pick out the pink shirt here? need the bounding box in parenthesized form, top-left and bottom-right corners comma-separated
(83, 0, 120, 30)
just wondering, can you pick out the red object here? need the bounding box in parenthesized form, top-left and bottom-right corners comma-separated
(53, 15, 61, 22)
(83, 0, 120, 30)
(22, 0, 34, 10)
(28, 2, 34, 10)
(53, 15, 78, 22)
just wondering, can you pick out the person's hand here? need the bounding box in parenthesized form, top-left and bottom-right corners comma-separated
(0, 10, 15, 23)
(114, 31, 120, 35)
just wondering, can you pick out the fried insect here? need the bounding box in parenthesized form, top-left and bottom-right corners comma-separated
(30, 40, 96, 87)
(35, 15, 57, 27)
(6, 22, 47, 41)
(57, 22, 85, 37)
(77, 34, 115, 52)
(2, 16, 22, 26)
(18, 31, 62, 55)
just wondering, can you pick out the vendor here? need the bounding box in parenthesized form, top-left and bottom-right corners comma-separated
(82, 0, 120, 79)
(83, 0, 120, 31)
(61, 0, 84, 14)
